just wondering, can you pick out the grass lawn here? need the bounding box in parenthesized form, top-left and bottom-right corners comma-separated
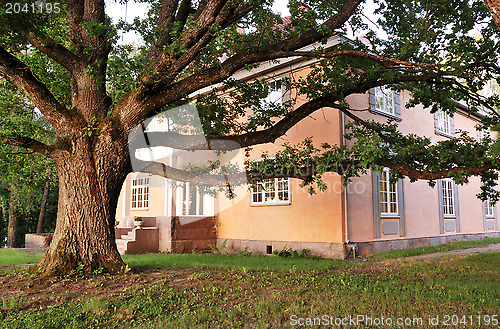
(0, 249, 45, 267)
(0, 240, 499, 328)
(122, 252, 345, 272)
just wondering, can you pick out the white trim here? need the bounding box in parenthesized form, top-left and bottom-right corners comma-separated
(435, 110, 453, 137)
(477, 127, 491, 143)
(175, 182, 214, 216)
(440, 178, 455, 217)
(484, 198, 495, 218)
(131, 176, 150, 210)
(250, 177, 291, 206)
(374, 86, 396, 116)
(379, 169, 398, 216)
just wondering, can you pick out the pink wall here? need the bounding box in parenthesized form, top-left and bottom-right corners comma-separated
(345, 91, 496, 242)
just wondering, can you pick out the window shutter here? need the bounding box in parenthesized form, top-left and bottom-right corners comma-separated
(372, 171, 381, 238)
(434, 112, 440, 135)
(450, 115, 455, 136)
(453, 184, 460, 232)
(394, 91, 401, 118)
(495, 205, 499, 231)
(482, 201, 489, 231)
(437, 180, 445, 234)
(369, 88, 376, 113)
(397, 179, 406, 236)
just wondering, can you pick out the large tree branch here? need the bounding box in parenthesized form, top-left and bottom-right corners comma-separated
(132, 68, 453, 152)
(65, 0, 106, 52)
(132, 97, 333, 151)
(152, 1, 261, 85)
(66, 0, 111, 120)
(377, 159, 496, 181)
(144, 0, 246, 85)
(138, 159, 321, 187)
(118, 0, 363, 131)
(28, 34, 81, 76)
(0, 46, 76, 132)
(1, 135, 54, 157)
(147, 0, 181, 61)
(135, 149, 498, 189)
(287, 49, 439, 70)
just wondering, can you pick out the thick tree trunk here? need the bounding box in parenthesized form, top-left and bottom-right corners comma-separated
(6, 176, 19, 248)
(32, 135, 130, 276)
(36, 173, 51, 234)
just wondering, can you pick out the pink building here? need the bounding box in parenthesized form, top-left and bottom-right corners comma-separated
(115, 37, 499, 257)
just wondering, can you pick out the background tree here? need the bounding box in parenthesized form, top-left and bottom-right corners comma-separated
(0, 0, 499, 275)
(0, 80, 58, 247)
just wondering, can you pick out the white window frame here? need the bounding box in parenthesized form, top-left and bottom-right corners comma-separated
(484, 197, 495, 218)
(374, 86, 396, 115)
(477, 127, 491, 143)
(261, 79, 283, 110)
(250, 177, 291, 206)
(131, 176, 150, 210)
(440, 178, 455, 217)
(435, 110, 453, 136)
(379, 168, 399, 216)
(176, 182, 210, 216)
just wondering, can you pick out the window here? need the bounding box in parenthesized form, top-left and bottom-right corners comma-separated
(372, 169, 406, 238)
(438, 178, 460, 234)
(440, 179, 455, 216)
(131, 177, 150, 210)
(262, 79, 283, 108)
(369, 86, 401, 120)
(177, 182, 207, 216)
(379, 169, 398, 215)
(483, 196, 498, 231)
(251, 178, 290, 206)
(484, 198, 495, 218)
(434, 110, 454, 137)
(375, 86, 395, 115)
(477, 127, 491, 143)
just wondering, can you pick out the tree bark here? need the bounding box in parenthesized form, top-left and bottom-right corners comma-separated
(484, 0, 500, 31)
(31, 132, 130, 276)
(6, 176, 19, 248)
(36, 171, 51, 234)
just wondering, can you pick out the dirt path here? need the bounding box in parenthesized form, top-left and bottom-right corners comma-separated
(409, 243, 500, 259)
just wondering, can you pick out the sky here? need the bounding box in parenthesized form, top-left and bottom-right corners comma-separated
(105, 0, 291, 44)
(103, 0, 385, 47)
(103, 0, 382, 44)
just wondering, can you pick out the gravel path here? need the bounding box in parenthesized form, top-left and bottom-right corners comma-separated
(410, 243, 500, 259)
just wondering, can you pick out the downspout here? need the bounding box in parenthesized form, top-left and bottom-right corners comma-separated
(341, 111, 349, 244)
(342, 111, 357, 258)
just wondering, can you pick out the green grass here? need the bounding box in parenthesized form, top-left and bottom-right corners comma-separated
(0, 249, 45, 266)
(122, 253, 345, 272)
(370, 237, 500, 259)
(0, 252, 498, 328)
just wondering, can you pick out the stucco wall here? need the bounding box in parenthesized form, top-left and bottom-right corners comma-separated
(217, 66, 346, 246)
(345, 90, 498, 243)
